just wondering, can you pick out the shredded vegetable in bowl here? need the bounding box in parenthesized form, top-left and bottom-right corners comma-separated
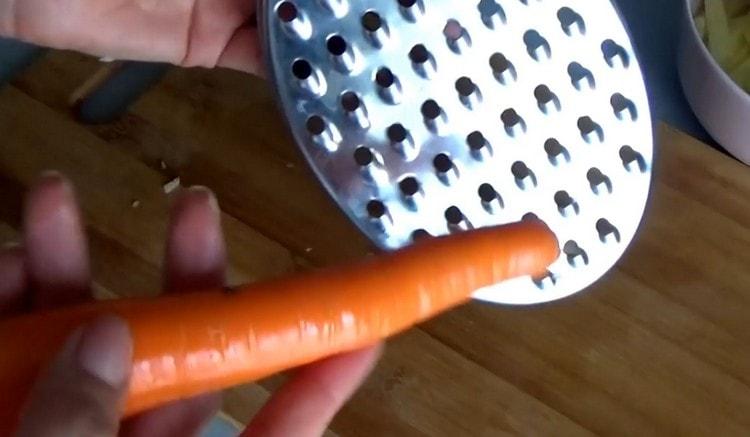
(694, 0, 750, 93)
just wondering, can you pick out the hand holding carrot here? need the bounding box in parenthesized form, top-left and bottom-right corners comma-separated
(0, 173, 558, 435)
(2, 173, 380, 437)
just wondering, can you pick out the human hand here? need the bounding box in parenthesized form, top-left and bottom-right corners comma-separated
(3, 173, 381, 436)
(0, 0, 264, 75)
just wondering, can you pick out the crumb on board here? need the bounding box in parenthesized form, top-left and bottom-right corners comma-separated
(159, 160, 167, 170)
(2, 241, 20, 250)
(305, 247, 313, 253)
(163, 177, 181, 194)
(286, 162, 296, 169)
(131, 200, 141, 208)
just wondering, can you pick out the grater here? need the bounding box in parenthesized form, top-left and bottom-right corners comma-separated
(260, 0, 653, 305)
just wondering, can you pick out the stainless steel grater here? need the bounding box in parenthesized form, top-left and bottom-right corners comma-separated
(260, 0, 653, 305)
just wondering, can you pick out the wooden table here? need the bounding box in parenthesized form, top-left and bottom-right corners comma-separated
(1, 52, 749, 436)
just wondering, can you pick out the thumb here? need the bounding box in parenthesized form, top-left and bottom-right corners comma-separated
(16, 316, 133, 437)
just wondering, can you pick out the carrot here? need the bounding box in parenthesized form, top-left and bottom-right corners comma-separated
(0, 221, 558, 431)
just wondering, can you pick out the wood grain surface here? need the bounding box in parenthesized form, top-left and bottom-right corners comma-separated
(1, 52, 749, 436)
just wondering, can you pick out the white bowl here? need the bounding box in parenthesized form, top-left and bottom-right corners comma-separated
(678, 0, 750, 163)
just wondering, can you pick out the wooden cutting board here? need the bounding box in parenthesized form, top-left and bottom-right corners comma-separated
(1, 52, 749, 436)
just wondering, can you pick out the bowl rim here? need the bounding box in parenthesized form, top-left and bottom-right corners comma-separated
(682, 0, 750, 103)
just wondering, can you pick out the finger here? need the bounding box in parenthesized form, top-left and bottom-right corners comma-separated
(164, 186, 226, 293)
(23, 172, 90, 308)
(0, 246, 27, 314)
(16, 316, 132, 437)
(242, 344, 383, 437)
(216, 26, 266, 77)
(121, 186, 225, 436)
(119, 393, 221, 437)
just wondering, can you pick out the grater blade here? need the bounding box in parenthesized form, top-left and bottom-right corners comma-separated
(261, 0, 653, 305)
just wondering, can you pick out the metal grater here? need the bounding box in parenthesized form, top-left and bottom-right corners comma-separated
(260, 0, 653, 305)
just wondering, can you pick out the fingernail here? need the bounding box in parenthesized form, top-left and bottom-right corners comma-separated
(39, 170, 64, 179)
(37, 170, 71, 191)
(188, 186, 219, 213)
(76, 316, 132, 386)
(32, 171, 75, 212)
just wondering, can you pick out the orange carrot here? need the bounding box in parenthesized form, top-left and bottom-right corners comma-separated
(0, 221, 558, 431)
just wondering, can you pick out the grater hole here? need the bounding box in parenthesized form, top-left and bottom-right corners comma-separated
(387, 124, 415, 159)
(478, 0, 502, 16)
(479, 184, 504, 212)
(341, 91, 361, 112)
(412, 229, 432, 242)
(544, 138, 570, 165)
(489, 53, 516, 84)
(375, 67, 401, 103)
(587, 168, 613, 194)
(409, 44, 430, 64)
(456, 77, 481, 108)
(326, 35, 348, 56)
(306, 115, 326, 135)
(602, 39, 630, 68)
(467, 131, 487, 151)
(578, 116, 604, 143)
(445, 206, 464, 225)
(533, 271, 557, 289)
(433, 153, 454, 174)
(478, 0, 506, 28)
(398, 0, 423, 21)
(534, 85, 561, 113)
(512, 161, 537, 189)
(342, 92, 369, 127)
(444, 19, 464, 41)
(399, 176, 421, 197)
(502, 109, 526, 136)
(557, 7, 585, 36)
(443, 19, 471, 53)
(478, 183, 497, 202)
(611, 93, 638, 121)
(563, 240, 589, 267)
(596, 219, 621, 243)
(456, 77, 476, 97)
(367, 200, 387, 219)
(354, 146, 374, 167)
(554, 190, 580, 217)
(376, 67, 395, 87)
(305, 115, 339, 150)
(277, 1, 298, 22)
(387, 123, 409, 143)
(523, 30, 552, 61)
(292, 59, 313, 79)
(568, 62, 595, 90)
(421, 100, 442, 120)
(468, 131, 492, 160)
(409, 45, 435, 77)
(478, 183, 503, 211)
(362, 11, 383, 32)
(620, 146, 647, 172)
